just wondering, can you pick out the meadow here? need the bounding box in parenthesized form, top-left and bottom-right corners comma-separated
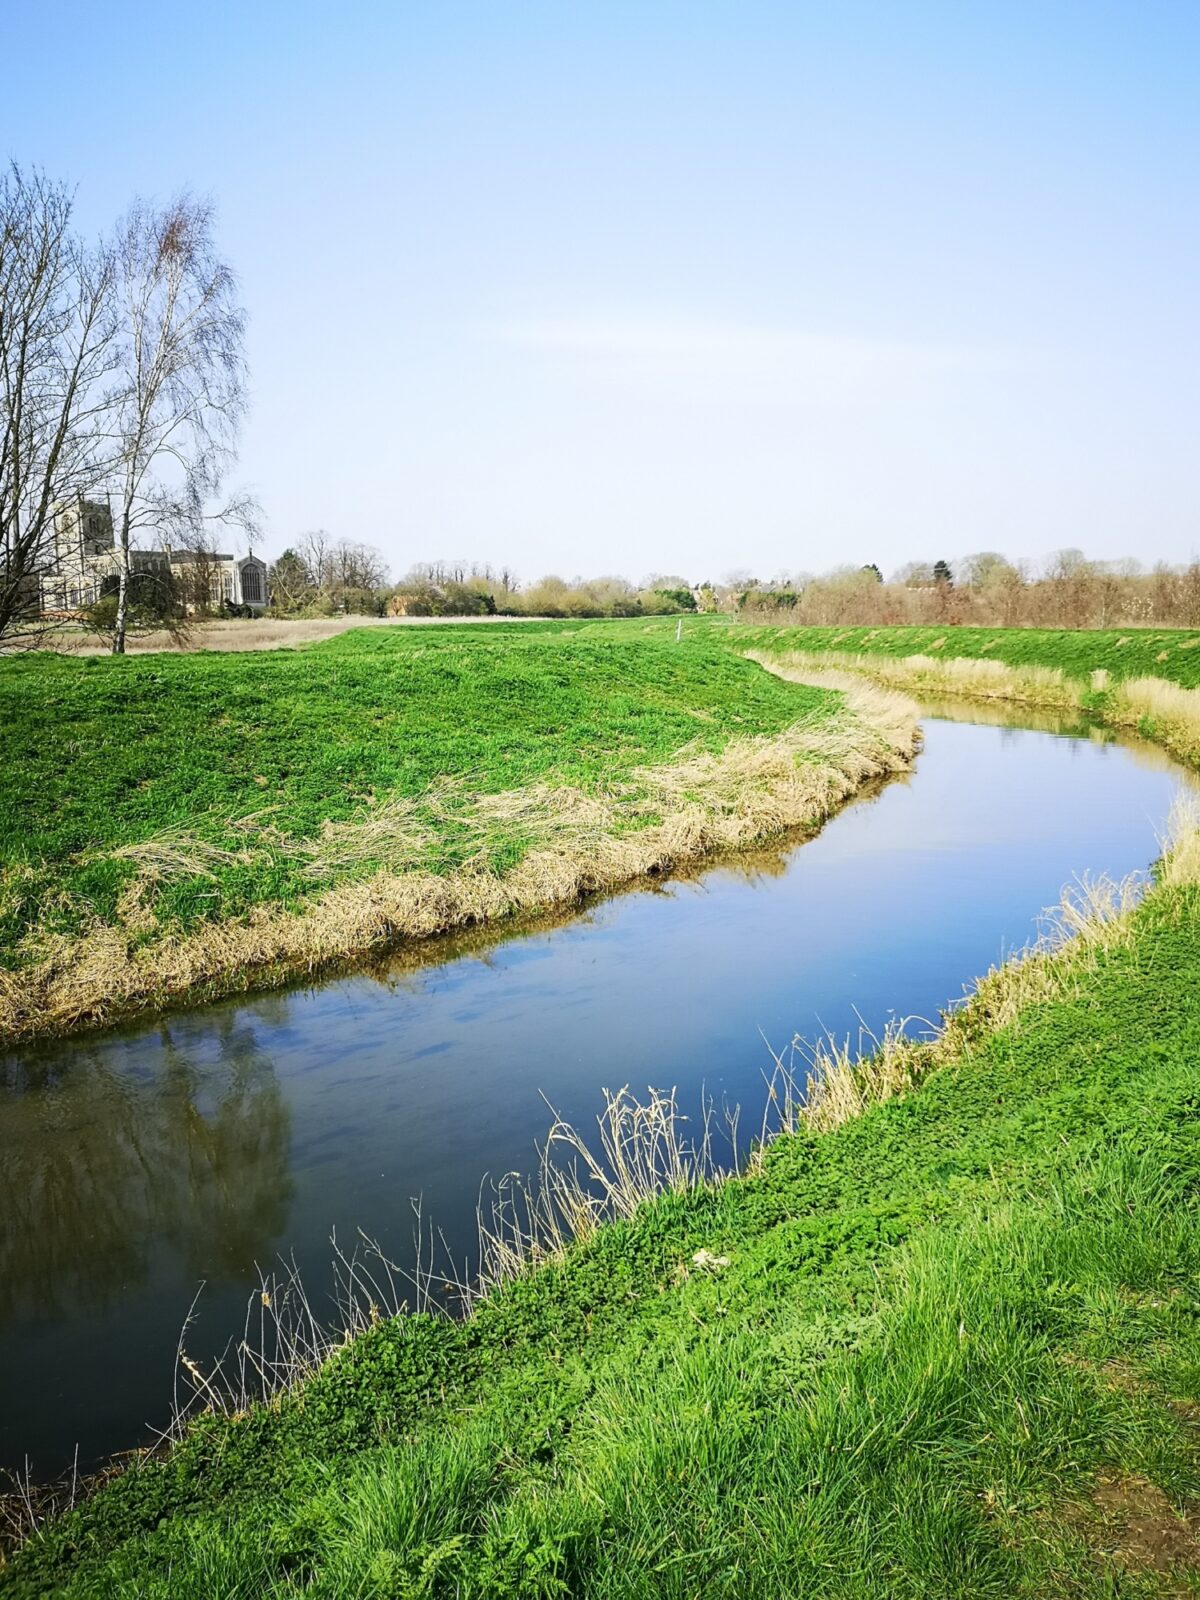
(0, 622, 916, 1040)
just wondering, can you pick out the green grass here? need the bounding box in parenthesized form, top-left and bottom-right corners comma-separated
(7, 863, 1200, 1597)
(9, 615, 1194, 979)
(0, 623, 831, 970)
(728, 621, 1200, 687)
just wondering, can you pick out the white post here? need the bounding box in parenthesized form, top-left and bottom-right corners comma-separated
(675, 617, 682, 642)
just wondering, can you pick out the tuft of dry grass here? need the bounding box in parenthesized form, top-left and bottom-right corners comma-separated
(471, 1085, 723, 1299)
(1156, 793, 1200, 888)
(295, 790, 442, 879)
(1108, 676, 1200, 768)
(109, 818, 265, 881)
(760, 1017, 926, 1137)
(0, 680, 920, 1043)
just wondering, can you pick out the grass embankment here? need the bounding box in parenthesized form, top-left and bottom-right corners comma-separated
(734, 622, 1200, 769)
(0, 625, 915, 1042)
(6, 818, 1200, 1596)
(733, 622, 1200, 687)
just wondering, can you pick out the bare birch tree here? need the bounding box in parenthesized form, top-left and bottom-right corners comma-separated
(108, 196, 249, 653)
(0, 165, 115, 645)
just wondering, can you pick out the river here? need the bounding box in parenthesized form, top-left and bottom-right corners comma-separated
(0, 705, 1191, 1475)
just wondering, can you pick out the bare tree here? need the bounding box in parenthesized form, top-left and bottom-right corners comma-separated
(297, 528, 334, 591)
(0, 165, 116, 644)
(332, 538, 388, 592)
(108, 195, 248, 653)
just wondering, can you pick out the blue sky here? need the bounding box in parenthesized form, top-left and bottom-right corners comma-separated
(6, 1, 1198, 581)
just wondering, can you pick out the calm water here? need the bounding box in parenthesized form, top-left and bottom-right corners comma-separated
(0, 710, 1191, 1474)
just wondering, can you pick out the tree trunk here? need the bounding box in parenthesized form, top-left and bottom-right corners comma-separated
(112, 508, 131, 654)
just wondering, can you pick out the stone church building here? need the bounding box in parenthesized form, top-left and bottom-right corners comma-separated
(41, 497, 269, 614)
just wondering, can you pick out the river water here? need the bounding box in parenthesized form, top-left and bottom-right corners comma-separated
(0, 707, 1191, 1475)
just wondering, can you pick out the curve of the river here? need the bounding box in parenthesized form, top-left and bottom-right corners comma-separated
(1, 705, 1194, 1474)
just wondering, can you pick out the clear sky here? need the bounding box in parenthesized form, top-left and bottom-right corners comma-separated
(7, 1, 1198, 582)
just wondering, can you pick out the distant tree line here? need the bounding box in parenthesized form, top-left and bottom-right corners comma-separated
(733, 551, 1200, 629)
(264, 544, 1200, 629)
(265, 549, 705, 620)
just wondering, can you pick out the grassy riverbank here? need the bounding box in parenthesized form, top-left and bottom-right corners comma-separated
(734, 622, 1200, 770)
(732, 622, 1200, 687)
(0, 626, 915, 1042)
(5, 810, 1200, 1596)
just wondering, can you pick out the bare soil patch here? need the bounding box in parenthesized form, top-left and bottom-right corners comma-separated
(1070, 1473, 1200, 1584)
(25, 614, 548, 655)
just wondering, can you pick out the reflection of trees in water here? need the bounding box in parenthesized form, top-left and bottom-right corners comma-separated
(0, 1008, 292, 1321)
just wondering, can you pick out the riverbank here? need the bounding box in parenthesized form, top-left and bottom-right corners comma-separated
(5, 795, 1200, 1595)
(0, 631, 917, 1045)
(732, 621, 1200, 688)
(739, 629, 1200, 771)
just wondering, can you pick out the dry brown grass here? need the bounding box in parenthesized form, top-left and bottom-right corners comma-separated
(761, 649, 1081, 709)
(0, 678, 920, 1043)
(110, 816, 266, 880)
(1108, 677, 1200, 768)
(31, 614, 549, 656)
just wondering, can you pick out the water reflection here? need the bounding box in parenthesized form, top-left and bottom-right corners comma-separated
(916, 695, 1194, 780)
(0, 1014, 291, 1320)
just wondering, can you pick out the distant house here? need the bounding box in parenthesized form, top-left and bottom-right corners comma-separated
(39, 496, 268, 614)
